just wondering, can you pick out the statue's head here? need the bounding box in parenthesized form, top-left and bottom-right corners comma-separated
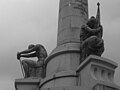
(87, 16, 96, 28)
(28, 44, 35, 49)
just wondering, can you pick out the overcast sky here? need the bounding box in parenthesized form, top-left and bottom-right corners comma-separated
(0, 0, 120, 90)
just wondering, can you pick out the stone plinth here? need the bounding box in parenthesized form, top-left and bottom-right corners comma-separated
(41, 86, 89, 90)
(39, 71, 77, 90)
(15, 78, 40, 90)
(76, 55, 120, 90)
(93, 83, 120, 90)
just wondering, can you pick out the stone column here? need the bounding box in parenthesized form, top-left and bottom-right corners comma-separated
(57, 0, 88, 46)
(45, 0, 88, 77)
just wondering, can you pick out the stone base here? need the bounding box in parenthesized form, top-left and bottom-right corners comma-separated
(39, 71, 77, 89)
(77, 55, 120, 90)
(41, 86, 89, 90)
(15, 55, 120, 90)
(15, 77, 41, 90)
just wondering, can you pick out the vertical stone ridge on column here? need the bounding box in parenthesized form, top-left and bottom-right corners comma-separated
(57, 0, 88, 46)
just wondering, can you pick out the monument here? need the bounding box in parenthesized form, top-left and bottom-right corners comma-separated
(15, 0, 120, 90)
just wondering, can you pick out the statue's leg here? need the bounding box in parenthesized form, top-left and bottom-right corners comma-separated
(22, 60, 29, 78)
(22, 60, 37, 78)
(35, 61, 44, 78)
(80, 36, 98, 60)
(80, 48, 87, 63)
(80, 42, 88, 63)
(80, 36, 104, 63)
(85, 36, 104, 56)
(96, 38, 104, 56)
(25, 60, 37, 77)
(24, 60, 37, 68)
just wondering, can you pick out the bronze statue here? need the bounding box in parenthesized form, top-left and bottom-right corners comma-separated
(17, 44, 47, 78)
(80, 16, 104, 63)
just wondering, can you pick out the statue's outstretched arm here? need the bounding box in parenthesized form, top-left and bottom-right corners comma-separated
(20, 53, 36, 58)
(19, 46, 38, 54)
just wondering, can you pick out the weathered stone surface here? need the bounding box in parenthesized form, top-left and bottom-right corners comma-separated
(15, 78, 40, 90)
(45, 43, 80, 76)
(57, 0, 88, 46)
(41, 86, 89, 90)
(93, 83, 120, 90)
(39, 71, 77, 89)
(77, 55, 120, 90)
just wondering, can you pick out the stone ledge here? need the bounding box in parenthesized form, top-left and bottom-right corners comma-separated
(76, 55, 119, 89)
(93, 82, 120, 90)
(15, 78, 41, 90)
(77, 55, 118, 72)
(41, 71, 77, 82)
(41, 86, 89, 90)
(15, 77, 40, 84)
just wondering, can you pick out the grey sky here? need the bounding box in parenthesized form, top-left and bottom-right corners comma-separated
(0, 0, 120, 90)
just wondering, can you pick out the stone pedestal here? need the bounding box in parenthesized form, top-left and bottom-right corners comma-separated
(76, 55, 120, 90)
(41, 86, 89, 90)
(15, 55, 120, 90)
(15, 78, 41, 90)
(39, 55, 120, 90)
